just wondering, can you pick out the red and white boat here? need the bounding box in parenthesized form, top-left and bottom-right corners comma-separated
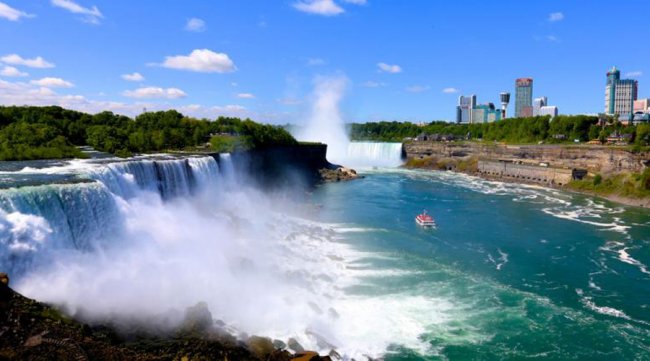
(415, 210, 436, 228)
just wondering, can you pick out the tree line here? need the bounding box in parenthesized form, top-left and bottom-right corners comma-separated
(350, 115, 650, 147)
(0, 106, 297, 161)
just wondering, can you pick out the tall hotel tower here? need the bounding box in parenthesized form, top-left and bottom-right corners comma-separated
(605, 66, 637, 117)
(515, 78, 533, 118)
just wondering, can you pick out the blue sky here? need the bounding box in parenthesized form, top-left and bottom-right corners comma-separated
(0, 0, 649, 124)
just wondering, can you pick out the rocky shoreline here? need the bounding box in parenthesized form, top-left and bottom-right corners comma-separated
(402, 141, 650, 209)
(0, 273, 336, 361)
(319, 167, 361, 183)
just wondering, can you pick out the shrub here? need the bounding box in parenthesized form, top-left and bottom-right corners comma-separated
(593, 174, 602, 186)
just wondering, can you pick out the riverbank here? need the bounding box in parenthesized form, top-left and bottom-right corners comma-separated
(403, 141, 650, 208)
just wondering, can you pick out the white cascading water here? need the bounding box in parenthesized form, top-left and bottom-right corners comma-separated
(0, 154, 429, 359)
(344, 142, 404, 168)
(293, 76, 404, 168)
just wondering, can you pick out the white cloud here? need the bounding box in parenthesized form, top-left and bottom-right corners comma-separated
(0, 66, 28, 77)
(548, 12, 564, 22)
(307, 58, 326, 66)
(237, 93, 255, 99)
(121, 72, 144, 82)
(51, 0, 102, 23)
(160, 49, 236, 73)
(442, 87, 459, 94)
(406, 85, 430, 93)
(625, 71, 643, 78)
(185, 17, 205, 32)
(123, 87, 187, 99)
(0, 79, 266, 121)
(342, 0, 367, 4)
(377, 62, 402, 73)
(1, 54, 55, 68)
(293, 0, 344, 16)
(0, 2, 33, 21)
(360, 81, 385, 88)
(30, 77, 74, 88)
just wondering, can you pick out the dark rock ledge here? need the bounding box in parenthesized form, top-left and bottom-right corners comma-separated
(0, 273, 336, 361)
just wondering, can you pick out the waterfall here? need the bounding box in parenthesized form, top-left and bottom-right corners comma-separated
(344, 142, 404, 168)
(0, 155, 227, 276)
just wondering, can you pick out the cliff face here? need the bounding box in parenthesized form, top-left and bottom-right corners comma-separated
(218, 144, 334, 189)
(404, 142, 650, 174)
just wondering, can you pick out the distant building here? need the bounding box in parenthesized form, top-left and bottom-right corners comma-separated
(605, 66, 638, 118)
(456, 95, 476, 124)
(533, 96, 547, 116)
(539, 106, 558, 118)
(634, 99, 650, 113)
(472, 103, 501, 123)
(500, 92, 510, 118)
(515, 78, 533, 118)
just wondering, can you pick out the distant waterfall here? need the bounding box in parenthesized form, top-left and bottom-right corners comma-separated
(344, 142, 404, 168)
(0, 155, 230, 276)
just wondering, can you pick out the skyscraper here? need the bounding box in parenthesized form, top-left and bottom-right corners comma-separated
(456, 95, 476, 124)
(533, 96, 547, 116)
(605, 66, 638, 117)
(515, 78, 533, 118)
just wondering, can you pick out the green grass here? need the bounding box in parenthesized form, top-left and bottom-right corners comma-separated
(567, 169, 650, 199)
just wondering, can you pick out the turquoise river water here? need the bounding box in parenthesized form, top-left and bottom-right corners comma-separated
(312, 168, 650, 360)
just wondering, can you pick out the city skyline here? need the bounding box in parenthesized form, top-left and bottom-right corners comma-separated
(1, 1, 650, 124)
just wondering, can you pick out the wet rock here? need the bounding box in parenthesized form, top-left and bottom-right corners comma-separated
(247, 335, 275, 359)
(306, 329, 336, 350)
(180, 301, 213, 335)
(288, 337, 305, 353)
(273, 339, 287, 349)
(292, 351, 320, 361)
(269, 349, 293, 361)
(328, 349, 341, 360)
(1, 286, 261, 360)
(319, 167, 361, 183)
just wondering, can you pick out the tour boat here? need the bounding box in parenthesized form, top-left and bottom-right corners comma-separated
(415, 210, 436, 228)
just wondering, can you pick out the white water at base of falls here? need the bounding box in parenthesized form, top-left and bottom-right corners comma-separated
(0, 154, 413, 360)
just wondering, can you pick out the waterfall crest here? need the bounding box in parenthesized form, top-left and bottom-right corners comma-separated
(344, 142, 404, 168)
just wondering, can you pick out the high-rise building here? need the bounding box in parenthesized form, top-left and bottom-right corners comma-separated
(539, 106, 558, 118)
(471, 103, 501, 123)
(456, 95, 476, 124)
(533, 96, 547, 116)
(605, 66, 638, 117)
(515, 78, 533, 117)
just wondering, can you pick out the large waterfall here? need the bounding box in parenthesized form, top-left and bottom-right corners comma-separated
(343, 142, 404, 168)
(0, 156, 225, 276)
(0, 154, 399, 359)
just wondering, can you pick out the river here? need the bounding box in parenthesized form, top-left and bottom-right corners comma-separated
(1, 143, 650, 360)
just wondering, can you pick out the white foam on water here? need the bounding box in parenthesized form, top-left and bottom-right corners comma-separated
(576, 288, 632, 321)
(617, 248, 650, 275)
